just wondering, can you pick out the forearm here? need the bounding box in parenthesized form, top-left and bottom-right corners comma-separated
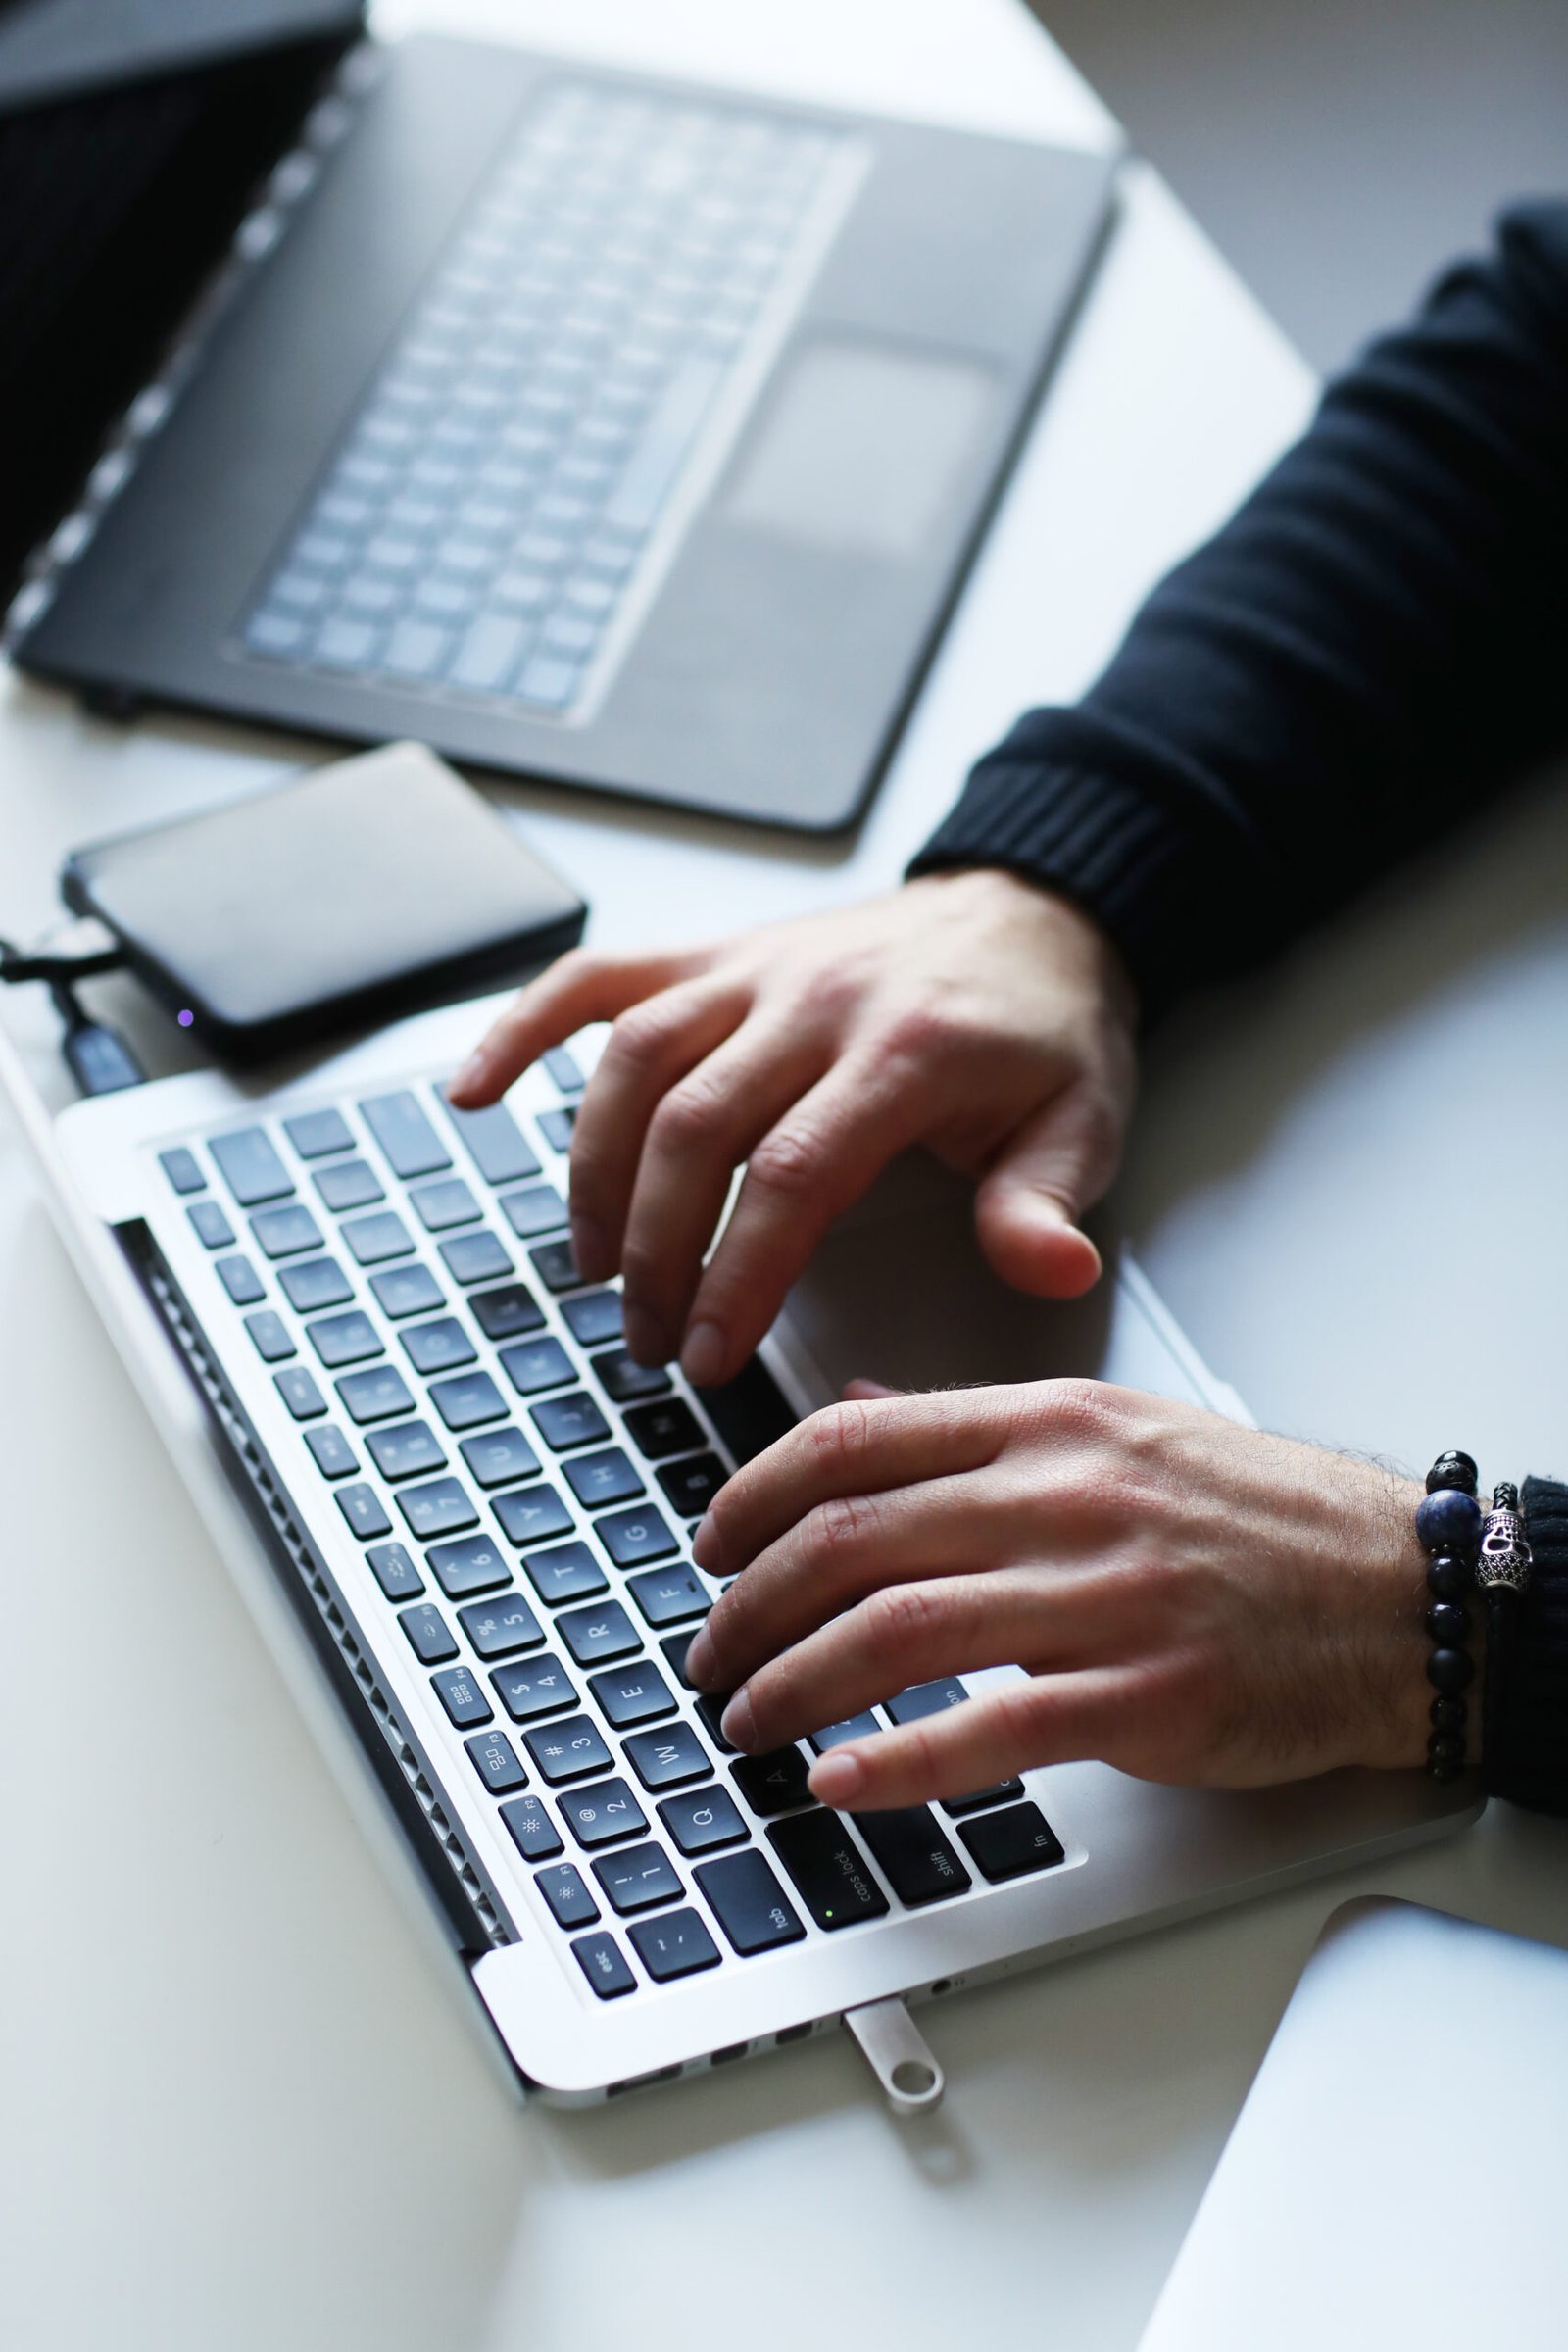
(913, 204, 1568, 1018)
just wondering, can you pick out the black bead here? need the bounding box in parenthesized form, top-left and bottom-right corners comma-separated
(1427, 1644, 1476, 1694)
(1430, 1696, 1467, 1732)
(1426, 1734, 1465, 1769)
(1426, 1451, 1479, 1495)
(1425, 1601, 1469, 1645)
(1426, 1553, 1471, 1601)
(1417, 1489, 1482, 1554)
(1430, 1753, 1464, 1783)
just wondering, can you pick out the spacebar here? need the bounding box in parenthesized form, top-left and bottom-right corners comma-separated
(606, 357, 725, 533)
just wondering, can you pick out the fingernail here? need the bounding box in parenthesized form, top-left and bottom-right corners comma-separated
(690, 1511, 719, 1573)
(719, 1686, 757, 1749)
(571, 1212, 609, 1281)
(680, 1320, 725, 1387)
(621, 1305, 668, 1366)
(683, 1624, 717, 1687)
(808, 1750, 864, 1808)
(449, 1053, 485, 1100)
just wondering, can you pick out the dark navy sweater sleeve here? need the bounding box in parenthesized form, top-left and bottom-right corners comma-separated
(910, 202, 1568, 1018)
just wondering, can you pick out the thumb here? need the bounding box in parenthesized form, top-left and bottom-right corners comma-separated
(840, 1378, 903, 1401)
(972, 1085, 1123, 1299)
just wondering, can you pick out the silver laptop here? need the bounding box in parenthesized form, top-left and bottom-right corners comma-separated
(0, 999, 1481, 2103)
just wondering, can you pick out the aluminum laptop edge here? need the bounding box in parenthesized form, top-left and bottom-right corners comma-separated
(1, 996, 1481, 2105)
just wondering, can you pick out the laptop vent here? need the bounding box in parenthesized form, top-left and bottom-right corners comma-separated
(141, 1241, 514, 1954)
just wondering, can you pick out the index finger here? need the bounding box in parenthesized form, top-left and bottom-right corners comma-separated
(447, 944, 708, 1105)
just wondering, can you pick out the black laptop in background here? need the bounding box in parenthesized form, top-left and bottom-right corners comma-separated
(7, 11, 1117, 833)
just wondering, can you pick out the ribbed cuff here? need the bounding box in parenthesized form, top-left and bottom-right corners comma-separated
(1485, 1475, 1568, 1814)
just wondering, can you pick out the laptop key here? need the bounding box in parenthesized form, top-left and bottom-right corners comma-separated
(341, 1210, 416, 1265)
(280, 1255, 353, 1313)
(284, 1108, 353, 1159)
(466, 1728, 526, 1794)
(559, 1776, 647, 1848)
(595, 1504, 677, 1569)
(423, 1531, 506, 1597)
(956, 1801, 1065, 1883)
(525, 1713, 614, 1786)
(500, 1182, 567, 1239)
(494, 1485, 575, 1551)
(274, 1365, 326, 1420)
(886, 1678, 969, 1727)
(626, 1564, 710, 1629)
(623, 1723, 710, 1794)
(429, 1370, 507, 1432)
(658, 1453, 727, 1518)
(402, 1316, 477, 1376)
(188, 1200, 234, 1250)
(470, 1281, 545, 1341)
(367, 1419, 446, 1482)
(249, 1204, 324, 1259)
(940, 1781, 1025, 1819)
(537, 1862, 601, 1930)
(432, 1663, 493, 1729)
(564, 1446, 643, 1510)
(557, 1599, 641, 1668)
(360, 1090, 451, 1179)
(499, 1336, 574, 1395)
(542, 1044, 584, 1095)
(460, 1592, 544, 1659)
(244, 1309, 294, 1361)
(560, 1289, 623, 1348)
(520, 1538, 608, 1609)
(660, 1630, 702, 1688)
(810, 1713, 881, 1753)
(622, 1399, 705, 1460)
(440, 1231, 513, 1287)
(441, 1097, 541, 1186)
(492, 1654, 578, 1724)
(694, 1693, 736, 1755)
(211, 1126, 293, 1206)
(336, 1483, 392, 1541)
(732, 1747, 813, 1817)
(695, 1849, 806, 1955)
(571, 1930, 636, 1999)
(460, 1425, 541, 1490)
(336, 1366, 415, 1424)
(852, 1807, 971, 1908)
(767, 1813, 889, 1932)
(659, 1784, 749, 1855)
(531, 1392, 612, 1453)
(628, 1908, 720, 1984)
(500, 1793, 564, 1862)
(409, 1176, 481, 1232)
(367, 1541, 422, 1599)
(590, 1347, 671, 1405)
(537, 1107, 577, 1152)
(370, 1263, 444, 1319)
(219, 1254, 266, 1306)
(397, 1477, 478, 1542)
(307, 1309, 383, 1369)
(314, 1157, 385, 1212)
(160, 1146, 205, 1195)
(594, 1841, 682, 1916)
(590, 1660, 677, 1730)
(307, 1424, 358, 1480)
(400, 1603, 457, 1664)
(528, 1237, 584, 1294)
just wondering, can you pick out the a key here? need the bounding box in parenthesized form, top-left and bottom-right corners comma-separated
(466, 1728, 526, 1793)
(564, 1446, 643, 1509)
(530, 1392, 612, 1453)
(537, 1107, 576, 1153)
(536, 1862, 601, 1929)
(499, 1183, 567, 1240)
(367, 1419, 447, 1482)
(809, 1712, 881, 1753)
(626, 1564, 710, 1629)
(341, 1210, 416, 1266)
(441, 1095, 541, 1186)
(359, 1091, 451, 1179)
(542, 1044, 584, 1095)
(459, 1592, 544, 1659)
(367, 1540, 421, 1599)
(940, 1781, 1025, 1819)
(731, 1747, 813, 1817)
(336, 1483, 392, 1540)
(590, 1347, 671, 1405)
(401, 1317, 476, 1376)
(658, 1453, 727, 1517)
(500, 1793, 564, 1861)
(886, 1678, 969, 1726)
(369, 1263, 444, 1319)
(459, 1425, 541, 1490)
(469, 1281, 545, 1341)
(491, 1654, 578, 1724)
(593, 1840, 682, 1916)
(249, 1204, 323, 1259)
(336, 1365, 416, 1424)
(432, 1663, 493, 1729)
(589, 1660, 676, 1729)
(622, 1723, 710, 1794)
(440, 1232, 513, 1287)
(409, 1176, 481, 1232)
(499, 1336, 574, 1395)
(314, 1158, 384, 1212)
(160, 1146, 205, 1194)
(306, 1423, 358, 1480)
(429, 1371, 507, 1432)
(594, 1505, 677, 1569)
(853, 1807, 971, 1908)
(558, 1776, 647, 1848)
(622, 1398, 705, 1460)
(767, 1812, 888, 1931)
(560, 1289, 623, 1348)
(520, 1538, 608, 1608)
(273, 1365, 325, 1420)
(307, 1309, 383, 1369)
(956, 1801, 1065, 1883)
(695, 1848, 806, 1955)
(284, 1108, 353, 1159)
(558, 1599, 641, 1667)
(571, 1930, 636, 1999)
(188, 1200, 234, 1250)
(397, 1476, 478, 1542)
(244, 1309, 294, 1361)
(628, 1908, 719, 1983)
(493, 1485, 574, 1550)
(280, 1256, 352, 1313)
(423, 1532, 507, 1598)
(658, 1784, 748, 1855)
(399, 1602, 457, 1664)
(219, 1254, 266, 1306)
(528, 1237, 584, 1295)
(211, 1126, 293, 1206)
(524, 1712, 614, 1786)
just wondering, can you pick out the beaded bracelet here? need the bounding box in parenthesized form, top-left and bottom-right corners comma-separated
(1416, 1450, 1482, 1781)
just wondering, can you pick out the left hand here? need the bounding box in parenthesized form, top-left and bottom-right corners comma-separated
(682, 1381, 1430, 1809)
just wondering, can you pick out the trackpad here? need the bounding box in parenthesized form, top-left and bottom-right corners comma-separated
(724, 341, 996, 558)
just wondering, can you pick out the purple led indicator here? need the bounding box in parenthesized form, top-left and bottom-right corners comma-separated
(177, 1009, 194, 1028)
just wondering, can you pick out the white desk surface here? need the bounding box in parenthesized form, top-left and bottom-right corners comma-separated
(5, 5, 1567, 2348)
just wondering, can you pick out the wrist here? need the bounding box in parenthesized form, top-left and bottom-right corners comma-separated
(910, 865, 1141, 1035)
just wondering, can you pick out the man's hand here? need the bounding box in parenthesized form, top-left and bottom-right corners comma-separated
(448, 869, 1138, 1383)
(682, 1384, 1430, 1807)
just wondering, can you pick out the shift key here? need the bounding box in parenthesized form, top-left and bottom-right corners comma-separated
(766, 1811, 888, 1931)
(852, 1806, 970, 1908)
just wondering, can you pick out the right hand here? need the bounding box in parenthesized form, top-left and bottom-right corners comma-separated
(448, 867, 1139, 1383)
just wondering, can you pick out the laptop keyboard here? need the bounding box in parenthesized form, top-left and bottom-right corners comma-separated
(157, 1057, 1065, 2005)
(238, 80, 858, 721)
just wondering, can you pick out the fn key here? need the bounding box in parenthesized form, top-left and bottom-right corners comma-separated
(956, 1801, 1065, 1883)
